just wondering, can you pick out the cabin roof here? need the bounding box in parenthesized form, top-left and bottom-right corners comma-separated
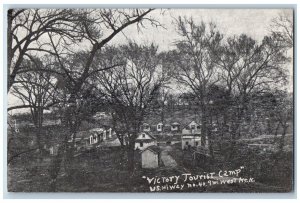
(136, 132, 156, 141)
(136, 139, 156, 143)
(171, 122, 180, 126)
(89, 128, 104, 132)
(141, 145, 161, 154)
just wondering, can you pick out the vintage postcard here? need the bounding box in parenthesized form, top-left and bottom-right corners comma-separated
(7, 8, 294, 193)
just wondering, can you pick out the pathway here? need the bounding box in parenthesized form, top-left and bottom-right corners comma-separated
(160, 146, 178, 167)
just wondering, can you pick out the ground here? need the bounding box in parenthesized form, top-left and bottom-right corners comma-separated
(160, 146, 178, 167)
(7, 125, 293, 192)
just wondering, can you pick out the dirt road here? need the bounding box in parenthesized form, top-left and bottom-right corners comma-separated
(160, 145, 178, 167)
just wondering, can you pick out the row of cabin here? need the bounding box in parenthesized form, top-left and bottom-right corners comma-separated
(138, 133, 209, 169)
(142, 120, 203, 134)
(134, 132, 209, 152)
(65, 120, 210, 156)
(67, 127, 122, 152)
(88, 128, 113, 145)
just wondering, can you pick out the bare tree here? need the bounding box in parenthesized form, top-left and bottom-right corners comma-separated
(43, 9, 160, 143)
(95, 43, 169, 172)
(7, 9, 87, 91)
(270, 10, 293, 48)
(171, 17, 223, 158)
(8, 9, 162, 91)
(210, 33, 290, 159)
(39, 9, 162, 190)
(272, 90, 293, 153)
(9, 56, 58, 162)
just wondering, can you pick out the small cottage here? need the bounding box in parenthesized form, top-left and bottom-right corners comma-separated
(67, 127, 119, 151)
(171, 122, 180, 132)
(188, 121, 201, 132)
(156, 122, 163, 132)
(89, 128, 104, 143)
(182, 121, 201, 134)
(89, 132, 98, 145)
(142, 123, 151, 132)
(181, 135, 202, 150)
(49, 144, 60, 156)
(135, 132, 157, 150)
(140, 145, 161, 168)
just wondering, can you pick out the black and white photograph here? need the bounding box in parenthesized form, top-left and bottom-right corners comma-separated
(6, 7, 294, 193)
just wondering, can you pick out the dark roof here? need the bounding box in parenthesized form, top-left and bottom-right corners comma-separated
(142, 145, 161, 154)
(136, 139, 155, 143)
(141, 132, 157, 140)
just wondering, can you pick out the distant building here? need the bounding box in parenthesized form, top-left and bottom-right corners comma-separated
(182, 120, 201, 135)
(189, 121, 201, 132)
(92, 111, 112, 120)
(68, 127, 121, 151)
(156, 122, 163, 132)
(140, 145, 161, 168)
(181, 135, 202, 150)
(135, 132, 157, 150)
(181, 121, 209, 150)
(142, 123, 151, 132)
(171, 122, 180, 132)
(49, 144, 60, 156)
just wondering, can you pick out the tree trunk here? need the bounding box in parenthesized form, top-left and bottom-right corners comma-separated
(208, 129, 215, 162)
(48, 115, 78, 190)
(279, 124, 288, 153)
(273, 122, 280, 145)
(7, 10, 13, 92)
(49, 146, 64, 192)
(274, 123, 288, 167)
(228, 99, 246, 161)
(127, 143, 135, 173)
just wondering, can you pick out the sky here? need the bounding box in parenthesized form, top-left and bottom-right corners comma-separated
(110, 9, 293, 50)
(8, 9, 294, 114)
(110, 9, 293, 93)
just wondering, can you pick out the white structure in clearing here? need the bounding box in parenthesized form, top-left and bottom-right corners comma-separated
(181, 135, 202, 150)
(182, 121, 201, 135)
(135, 132, 157, 150)
(171, 122, 180, 131)
(88, 128, 113, 145)
(140, 145, 161, 168)
(156, 122, 163, 132)
(142, 123, 151, 132)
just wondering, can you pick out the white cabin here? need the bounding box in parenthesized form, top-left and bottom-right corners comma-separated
(141, 145, 161, 168)
(135, 132, 157, 150)
(157, 122, 163, 132)
(142, 123, 151, 132)
(171, 122, 180, 131)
